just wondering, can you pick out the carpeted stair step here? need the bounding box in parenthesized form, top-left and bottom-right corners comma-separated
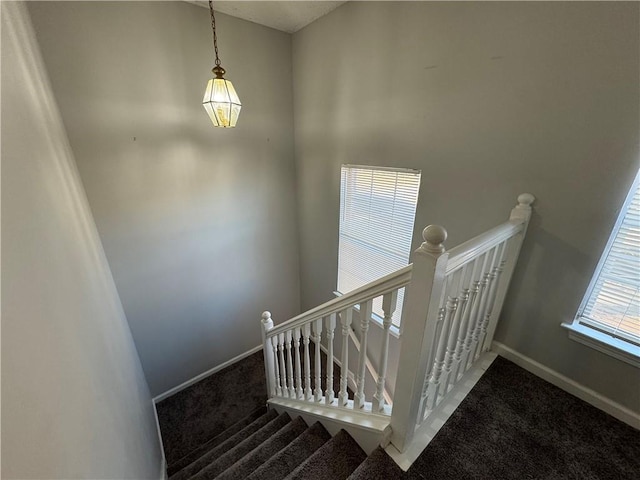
(215, 416, 309, 480)
(191, 412, 292, 479)
(347, 446, 404, 479)
(167, 406, 267, 477)
(169, 409, 278, 480)
(284, 429, 367, 480)
(246, 421, 332, 480)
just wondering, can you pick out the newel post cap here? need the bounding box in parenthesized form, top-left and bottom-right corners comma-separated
(510, 193, 535, 221)
(511, 193, 535, 218)
(420, 225, 448, 254)
(517, 193, 535, 208)
(261, 311, 273, 330)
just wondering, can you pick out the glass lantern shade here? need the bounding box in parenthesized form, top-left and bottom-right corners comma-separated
(202, 78, 241, 128)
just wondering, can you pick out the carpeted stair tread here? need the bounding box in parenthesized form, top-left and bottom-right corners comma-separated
(167, 406, 266, 477)
(246, 421, 332, 480)
(284, 429, 367, 480)
(169, 409, 277, 480)
(347, 446, 404, 479)
(215, 416, 309, 480)
(191, 412, 292, 480)
(156, 351, 267, 466)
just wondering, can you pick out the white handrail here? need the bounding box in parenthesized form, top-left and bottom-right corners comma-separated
(446, 220, 524, 274)
(268, 265, 412, 337)
(268, 219, 524, 338)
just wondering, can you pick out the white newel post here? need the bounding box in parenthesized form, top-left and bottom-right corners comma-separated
(261, 311, 276, 397)
(482, 193, 535, 351)
(390, 225, 449, 453)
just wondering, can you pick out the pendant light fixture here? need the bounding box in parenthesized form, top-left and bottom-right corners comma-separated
(202, 0, 241, 128)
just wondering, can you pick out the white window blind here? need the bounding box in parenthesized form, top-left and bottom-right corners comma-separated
(577, 171, 640, 346)
(337, 165, 421, 327)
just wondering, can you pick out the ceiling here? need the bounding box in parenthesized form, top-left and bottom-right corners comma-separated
(187, 1, 346, 34)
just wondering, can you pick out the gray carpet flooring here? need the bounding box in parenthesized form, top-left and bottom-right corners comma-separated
(167, 406, 267, 476)
(402, 355, 640, 480)
(158, 343, 346, 473)
(157, 352, 640, 480)
(246, 421, 332, 480)
(285, 429, 366, 479)
(215, 416, 308, 480)
(156, 350, 268, 467)
(170, 409, 278, 480)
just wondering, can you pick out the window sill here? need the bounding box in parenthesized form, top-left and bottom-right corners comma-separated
(333, 291, 401, 339)
(561, 321, 640, 368)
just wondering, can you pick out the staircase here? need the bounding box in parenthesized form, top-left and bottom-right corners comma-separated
(168, 407, 401, 480)
(163, 194, 537, 479)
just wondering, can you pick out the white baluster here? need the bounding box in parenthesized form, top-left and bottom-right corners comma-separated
(461, 252, 489, 373)
(419, 306, 446, 420)
(466, 248, 497, 370)
(452, 258, 481, 383)
(325, 314, 336, 405)
(338, 308, 352, 407)
(278, 333, 288, 397)
(303, 323, 312, 401)
(313, 318, 323, 402)
(474, 241, 507, 361)
(285, 330, 295, 398)
(441, 267, 468, 393)
(373, 290, 397, 412)
(293, 327, 303, 399)
(426, 279, 458, 411)
(271, 336, 282, 397)
(470, 245, 501, 364)
(424, 286, 449, 382)
(354, 299, 372, 409)
(261, 312, 276, 397)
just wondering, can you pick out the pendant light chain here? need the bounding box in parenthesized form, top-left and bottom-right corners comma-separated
(209, 0, 221, 67)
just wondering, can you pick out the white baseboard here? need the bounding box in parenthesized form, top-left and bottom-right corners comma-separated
(153, 345, 263, 403)
(492, 341, 640, 430)
(158, 456, 167, 480)
(151, 400, 167, 479)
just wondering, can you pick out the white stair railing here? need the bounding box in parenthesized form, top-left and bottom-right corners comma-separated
(390, 193, 534, 451)
(261, 264, 412, 415)
(261, 193, 534, 452)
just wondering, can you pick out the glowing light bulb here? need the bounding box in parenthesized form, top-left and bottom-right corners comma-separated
(202, 73, 241, 128)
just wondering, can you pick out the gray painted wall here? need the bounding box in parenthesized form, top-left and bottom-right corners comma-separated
(1, 2, 162, 477)
(292, 2, 639, 411)
(28, 1, 300, 396)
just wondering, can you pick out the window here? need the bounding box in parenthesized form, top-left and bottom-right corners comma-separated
(564, 170, 640, 366)
(337, 165, 421, 328)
